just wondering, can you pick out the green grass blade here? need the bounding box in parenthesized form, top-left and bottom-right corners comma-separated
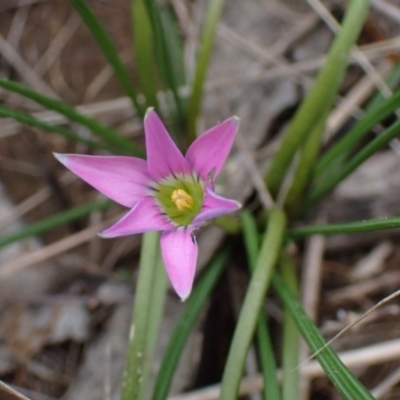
(308, 117, 400, 204)
(272, 274, 374, 399)
(265, 0, 370, 196)
(284, 111, 327, 213)
(314, 89, 400, 177)
(70, 0, 144, 117)
(187, 0, 225, 142)
(0, 105, 107, 150)
(241, 211, 281, 400)
(151, 250, 228, 400)
(240, 214, 281, 400)
(365, 60, 400, 112)
(240, 211, 259, 269)
(290, 216, 400, 238)
(280, 254, 300, 400)
(257, 318, 281, 400)
(159, 7, 186, 88)
(143, 0, 185, 123)
(220, 208, 286, 400)
(0, 198, 111, 249)
(132, 0, 160, 112)
(0, 78, 144, 156)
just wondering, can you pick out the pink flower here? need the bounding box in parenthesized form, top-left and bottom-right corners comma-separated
(55, 109, 241, 300)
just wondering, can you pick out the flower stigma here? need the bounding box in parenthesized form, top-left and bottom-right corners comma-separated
(171, 189, 193, 211)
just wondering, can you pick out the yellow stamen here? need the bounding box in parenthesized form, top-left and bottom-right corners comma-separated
(171, 189, 193, 211)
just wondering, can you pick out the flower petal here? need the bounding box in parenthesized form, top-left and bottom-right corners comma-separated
(144, 109, 191, 181)
(100, 196, 172, 237)
(160, 228, 198, 300)
(185, 116, 239, 181)
(193, 187, 241, 224)
(54, 153, 150, 208)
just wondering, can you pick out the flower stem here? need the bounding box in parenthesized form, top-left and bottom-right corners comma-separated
(220, 208, 286, 400)
(151, 249, 228, 400)
(137, 254, 167, 400)
(120, 231, 164, 400)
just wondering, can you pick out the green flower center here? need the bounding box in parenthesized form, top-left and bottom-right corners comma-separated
(153, 176, 204, 226)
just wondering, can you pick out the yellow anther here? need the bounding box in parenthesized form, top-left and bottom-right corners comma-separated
(171, 189, 193, 211)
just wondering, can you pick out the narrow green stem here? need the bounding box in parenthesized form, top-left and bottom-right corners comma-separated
(120, 231, 161, 400)
(187, 0, 225, 143)
(0, 198, 111, 249)
(265, 0, 370, 196)
(284, 111, 328, 214)
(143, 0, 185, 124)
(314, 89, 400, 178)
(280, 254, 300, 400)
(0, 78, 144, 156)
(132, 0, 160, 112)
(220, 208, 286, 400)
(240, 211, 259, 270)
(241, 211, 281, 400)
(0, 104, 106, 151)
(273, 274, 374, 399)
(70, 0, 144, 117)
(365, 61, 400, 112)
(151, 250, 228, 400)
(308, 117, 400, 204)
(289, 215, 400, 238)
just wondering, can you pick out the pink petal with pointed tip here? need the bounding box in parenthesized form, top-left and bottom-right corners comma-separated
(160, 228, 198, 300)
(54, 153, 150, 208)
(144, 109, 191, 181)
(186, 116, 239, 181)
(193, 187, 241, 224)
(100, 196, 172, 238)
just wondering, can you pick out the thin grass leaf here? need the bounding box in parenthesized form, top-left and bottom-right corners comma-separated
(365, 60, 400, 112)
(151, 250, 228, 400)
(290, 216, 400, 238)
(257, 317, 281, 400)
(0, 105, 106, 150)
(0, 198, 111, 249)
(284, 110, 328, 214)
(280, 254, 300, 400)
(70, 0, 144, 117)
(133, 0, 160, 112)
(240, 211, 259, 270)
(241, 211, 281, 400)
(272, 274, 374, 399)
(265, 0, 369, 196)
(220, 208, 286, 400)
(143, 0, 186, 124)
(159, 7, 186, 88)
(308, 117, 400, 204)
(314, 89, 400, 177)
(187, 0, 225, 143)
(0, 78, 144, 156)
